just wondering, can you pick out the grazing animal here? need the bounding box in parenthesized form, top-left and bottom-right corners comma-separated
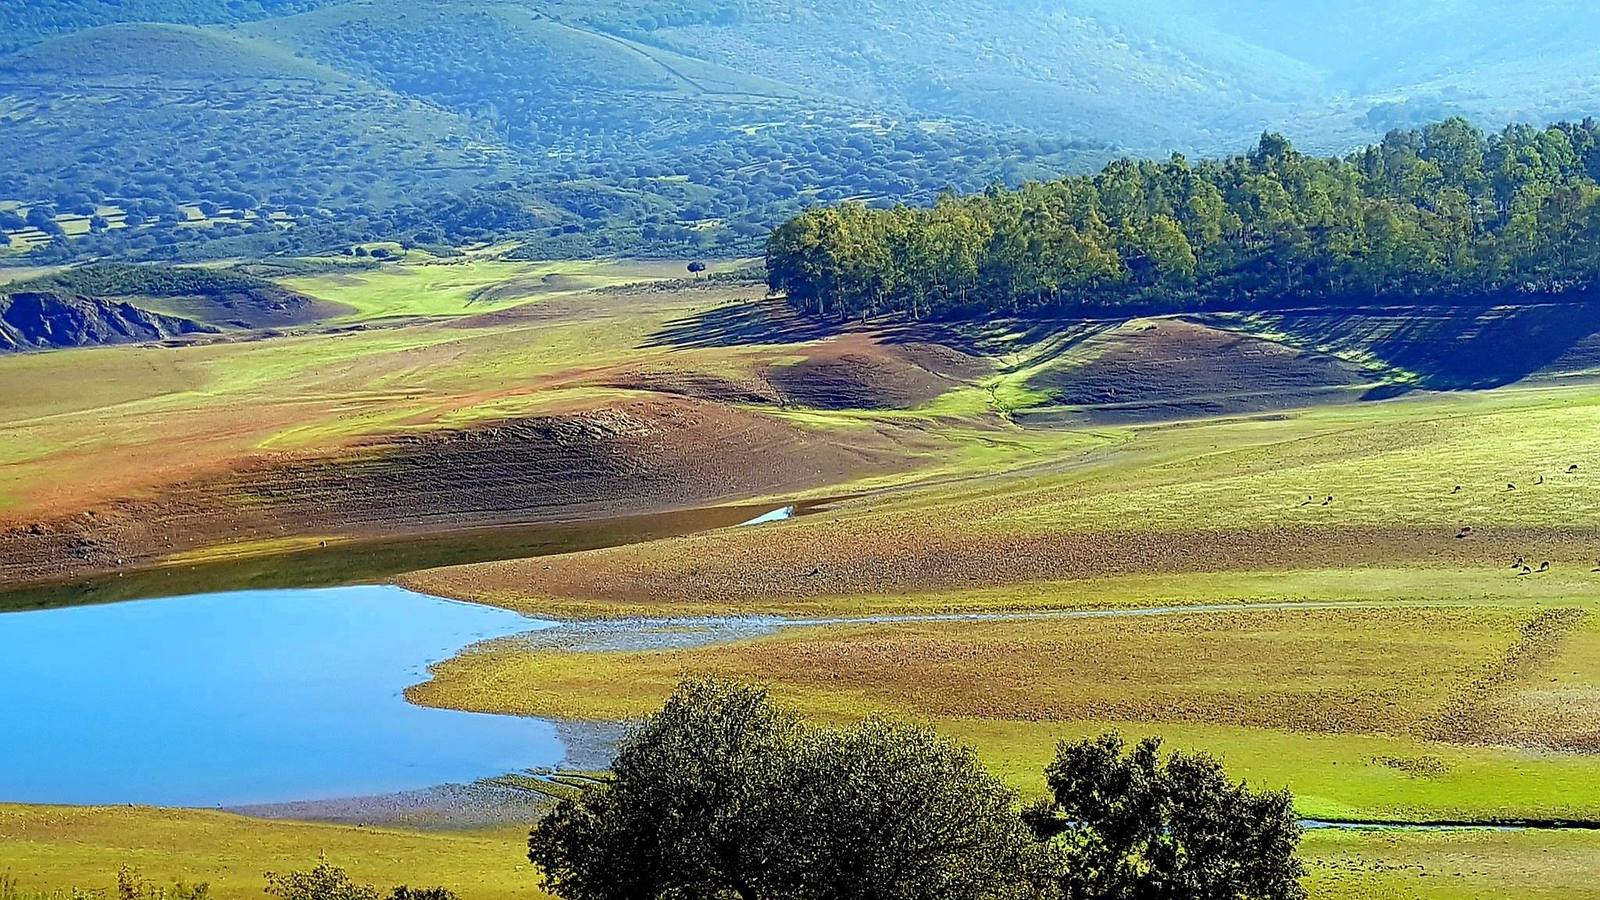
(1569, 464, 1581, 474)
(1512, 555, 1525, 569)
(1538, 561, 1551, 573)
(1321, 495, 1333, 506)
(1451, 485, 1462, 494)
(1591, 558, 1600, 573)
(1299, 495, 1312, 507)
(1455, 526, 1473, 539)
(1518, 565, 1533, 576)
(1536, 474, 1545, 485)
(1507, 483, 1517, 491)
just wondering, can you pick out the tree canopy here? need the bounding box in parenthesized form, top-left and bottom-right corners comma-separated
(1024, 734, 1304, 900)
(529, 679, 1305, 900)
(767, 117, 1600, 320)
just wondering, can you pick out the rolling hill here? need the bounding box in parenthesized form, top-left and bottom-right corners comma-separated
(3, 0, 1600, 263)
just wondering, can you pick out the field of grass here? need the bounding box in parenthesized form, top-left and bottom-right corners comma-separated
(410, 599, 1600, 823)
(277, 257, 746, 321)
(6, 804, 1600, 900)
(0, 805, 544, 900)
(395, 364, 1600, 841)
(0, 259, 835, 520)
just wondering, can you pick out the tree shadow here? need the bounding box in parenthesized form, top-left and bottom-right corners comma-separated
(641, 298, 840, 349)
(1251, 299, 1600, 391)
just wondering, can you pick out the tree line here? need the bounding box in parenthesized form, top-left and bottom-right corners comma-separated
(766, 117, 1600, 319)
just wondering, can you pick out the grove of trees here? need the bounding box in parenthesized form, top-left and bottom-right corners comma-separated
(530, 679, 1304, 900)
(767, 117, 1600, 320)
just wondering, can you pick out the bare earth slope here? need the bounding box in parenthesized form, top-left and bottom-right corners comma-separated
(0, 291, 216, 351)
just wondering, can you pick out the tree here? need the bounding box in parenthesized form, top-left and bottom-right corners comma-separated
(1023, 734, 1305, 900)
(263, 861, 453, 900)
(529, 678, 1043, 900)
(25, 204, 62, 235)
(687, 260, 708, 277)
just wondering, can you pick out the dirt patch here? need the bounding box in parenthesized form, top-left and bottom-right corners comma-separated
(1428, 608, 1587, 746)
(600, 367, 780, 404)
(763, 334, 979, 410)
(0, 398, 903, 587)
(1027, 319, 1377, 423)
(133, 290, 349, 330)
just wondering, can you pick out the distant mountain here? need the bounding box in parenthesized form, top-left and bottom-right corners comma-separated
(0, 0, 338, 53)
(1, 0, 1598, 264)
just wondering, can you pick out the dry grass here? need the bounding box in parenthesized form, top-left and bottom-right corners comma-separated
(0, 805, 542, 900)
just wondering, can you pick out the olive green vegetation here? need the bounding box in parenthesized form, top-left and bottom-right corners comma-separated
(11, 2, 1600, 264)
(277, 257, 742, 321)
(7, 804, 1600, 900)
(768, 118, 1600, 322)
(529, 679, 1304, 900)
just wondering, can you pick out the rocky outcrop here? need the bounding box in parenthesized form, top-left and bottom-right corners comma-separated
(0, 291, 217, 351)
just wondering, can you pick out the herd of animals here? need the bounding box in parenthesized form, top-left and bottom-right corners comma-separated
(1298, 463, 1593, 576)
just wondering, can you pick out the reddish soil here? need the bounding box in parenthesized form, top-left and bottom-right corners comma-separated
(762, 334, 988, 410)
(0, 397, 905, 587)
(1028, 319, 1376, 423)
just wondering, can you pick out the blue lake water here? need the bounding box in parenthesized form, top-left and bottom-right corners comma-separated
(0, 585, 564, 807)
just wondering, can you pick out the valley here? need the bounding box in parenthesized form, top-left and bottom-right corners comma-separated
(8, 3, 1600, 894)
(4, 246, 1600, 897)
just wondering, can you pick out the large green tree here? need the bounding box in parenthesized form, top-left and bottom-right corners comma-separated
(768, 117, 1600, 321)
(528, 679, 1044, 900)
(1023, 734, 1305, 900)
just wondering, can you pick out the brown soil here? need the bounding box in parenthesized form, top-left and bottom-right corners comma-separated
(1028, 319, 1377, 423)
(0, 397, 904, 587)
(600, 368, 780, 405)
(408, 515, 1600, 616)
(762, 334, 985, 410)
(134, 289, 349, 330)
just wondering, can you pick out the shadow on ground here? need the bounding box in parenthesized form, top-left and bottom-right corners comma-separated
(641, 298, 839, 349)
(1216, 299, 1600, 390)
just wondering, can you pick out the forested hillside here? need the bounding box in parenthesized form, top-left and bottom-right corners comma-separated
(3, 1, 1600, 264)
(767, 118, 1600, 319)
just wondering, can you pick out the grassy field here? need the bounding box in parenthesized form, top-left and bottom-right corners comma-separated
(0, 259, 818, 519)
(399, 366, 1600, 838)
(0, 805, 545, 900)
(9, 264, 1600, 896)
(277, 257, 746, 322)
(6, 805, 1600, 900)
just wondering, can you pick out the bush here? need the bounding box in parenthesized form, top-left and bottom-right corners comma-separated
(262, 861, 453, 900)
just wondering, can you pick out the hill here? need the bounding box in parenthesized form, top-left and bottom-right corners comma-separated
(2, 264, 346, 332)
(0, 22, 538, 262)
(0, 292, 215, 352)
(0, 0, 337, 53)
(4, 1, 1600, 263)
(0, 4, 1109, 264)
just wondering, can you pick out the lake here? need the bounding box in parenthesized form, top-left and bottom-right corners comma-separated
(0, 585, 562, 807)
